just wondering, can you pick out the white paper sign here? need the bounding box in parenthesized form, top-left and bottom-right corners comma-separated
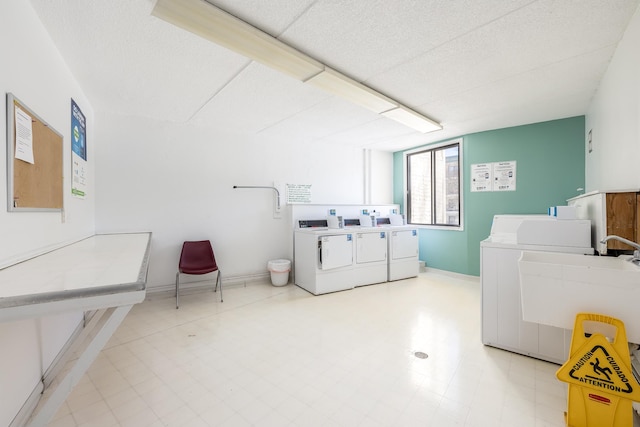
(286, 184, 312, 203)
(470, 161, 517, 192)
(15, 107, 34, 164)
(470, 163, 492, 192)
(493, 161, 516, 191)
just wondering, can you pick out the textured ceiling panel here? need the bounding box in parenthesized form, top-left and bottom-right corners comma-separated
(319, 116, 420, 147)
(190, 63, 329, 131)
(29, 0, 251, 121)
(279, 0, 536, 81)
(258, 96, 384, 143)
(423, 46, 615, 134)
(205, 0, 316, 37)
(26, 0, 640, 151)
(368, 0, 632, 108)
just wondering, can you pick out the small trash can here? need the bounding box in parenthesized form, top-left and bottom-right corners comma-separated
(267, 259, 291, 286)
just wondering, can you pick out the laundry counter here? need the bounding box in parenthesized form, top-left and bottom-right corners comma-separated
(0, 232, 151, 426)
(0, 232, 151, 321)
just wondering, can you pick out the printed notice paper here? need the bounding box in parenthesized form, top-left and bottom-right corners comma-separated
(286, 184, 312, 203)
(15, 106, 35, 164)
(470, 163, 492, 192)
(493, 161, 516, 191)
(71, 99, 87, 199)
(470, 161, 517, 192)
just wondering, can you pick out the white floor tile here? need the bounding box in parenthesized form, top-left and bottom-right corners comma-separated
(44, 273, 575, 426)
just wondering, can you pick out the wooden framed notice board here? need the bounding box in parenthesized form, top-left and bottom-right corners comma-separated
(6, 93, 63, 211)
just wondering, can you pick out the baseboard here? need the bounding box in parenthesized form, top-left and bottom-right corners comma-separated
(147, 272, 271, 295)
(422, 267, 479, 282)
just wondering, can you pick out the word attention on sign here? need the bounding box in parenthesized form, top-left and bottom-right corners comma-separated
(557, 333, 640, 401)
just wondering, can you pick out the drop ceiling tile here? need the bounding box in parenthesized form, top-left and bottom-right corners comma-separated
(259, 95, 383, 141)
(319, 117, 422, 148)
(206, 0, 316, 37)
(30, 0, 251, 121)
(280, 0, 535, 81)
(368, 0, 638, 109)
(419, 46, 615, 139)
(190, 63, 328, 131)
(25, 0, 640, 152)
(261, 97, 445, 151)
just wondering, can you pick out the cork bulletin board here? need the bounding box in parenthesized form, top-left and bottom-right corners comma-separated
(6, 93, 63, 211)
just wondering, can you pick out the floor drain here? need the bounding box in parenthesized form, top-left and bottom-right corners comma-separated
(414, 351, 429, 359)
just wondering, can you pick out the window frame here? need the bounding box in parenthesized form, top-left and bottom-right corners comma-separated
(403, 138, 464, 231)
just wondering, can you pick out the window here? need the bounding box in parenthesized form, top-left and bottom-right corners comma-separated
(406, 140, 461, 228)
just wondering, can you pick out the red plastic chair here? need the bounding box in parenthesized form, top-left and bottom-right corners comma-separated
(175, 240, 222, 308)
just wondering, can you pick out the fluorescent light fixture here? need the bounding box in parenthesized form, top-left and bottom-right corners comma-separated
(152, 0, 323, 81)
(381, 106, 443, 133)
(152, 0, 442, 133)
(305, 68, 397, 114)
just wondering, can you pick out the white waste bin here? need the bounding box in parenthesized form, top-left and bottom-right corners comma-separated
(267, 259, 291, 286)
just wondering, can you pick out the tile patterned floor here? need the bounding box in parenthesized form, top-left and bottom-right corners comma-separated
(48, 272, 568, 426)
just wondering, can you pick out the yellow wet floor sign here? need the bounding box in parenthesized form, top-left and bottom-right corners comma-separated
(556, 313, 640, 426)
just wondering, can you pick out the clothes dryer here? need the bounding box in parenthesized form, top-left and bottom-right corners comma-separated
(294, 222, 354, 295)
(387, 226, 419, 281)
(353, 229, 388, 287)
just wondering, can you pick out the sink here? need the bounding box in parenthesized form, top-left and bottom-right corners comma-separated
(518, 251, 640, 343)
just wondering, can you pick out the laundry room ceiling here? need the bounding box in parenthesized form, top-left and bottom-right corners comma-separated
(28, 0, 640, 151)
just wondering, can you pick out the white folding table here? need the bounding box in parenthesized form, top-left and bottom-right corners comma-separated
(0, 233, 152, 427)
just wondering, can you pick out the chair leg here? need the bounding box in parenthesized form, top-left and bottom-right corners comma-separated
(175, 272, 180, 309)
(214, 271, 223, 303)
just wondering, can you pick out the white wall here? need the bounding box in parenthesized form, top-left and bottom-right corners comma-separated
(364, 149, 394, 205)
(585, 6, 640, 192)
(0, 1, 391, 421)
(95, 111, 393, 290)
(0, 2, 95, 425)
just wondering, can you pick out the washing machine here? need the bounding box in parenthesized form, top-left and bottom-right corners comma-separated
(352, 223, 388, 287)
(377, 217, 419, 281)
(481, 214, 593, 363)
(294, 221, 355, 295)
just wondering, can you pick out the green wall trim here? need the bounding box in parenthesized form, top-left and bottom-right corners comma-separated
(394, 116, 586, 276)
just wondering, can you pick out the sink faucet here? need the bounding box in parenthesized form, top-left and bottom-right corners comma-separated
(600, 235, 640, 261)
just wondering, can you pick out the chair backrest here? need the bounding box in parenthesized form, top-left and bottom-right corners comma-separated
(179, 240, 218, 273)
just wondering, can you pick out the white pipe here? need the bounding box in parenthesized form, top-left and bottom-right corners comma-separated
(233, 185, 281, 210)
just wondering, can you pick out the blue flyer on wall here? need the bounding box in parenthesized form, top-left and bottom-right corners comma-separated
(71, 99, 87, 198)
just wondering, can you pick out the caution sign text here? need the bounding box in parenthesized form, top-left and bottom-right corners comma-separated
(557, 334, 640, 401)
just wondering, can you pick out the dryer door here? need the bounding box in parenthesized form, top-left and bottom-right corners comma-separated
(319, 234, 353, 270)
(391, 229, 418, 260)
(356, 232, 387, 264)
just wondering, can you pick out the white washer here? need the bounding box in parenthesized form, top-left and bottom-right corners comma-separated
(481, 214, 593, 363)
(353, 228, 388, 287)
(294, 222, 354, 295)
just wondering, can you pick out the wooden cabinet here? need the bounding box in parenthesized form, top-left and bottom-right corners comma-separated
(568, 190, 640, 254)
(605, 192, 636, 250)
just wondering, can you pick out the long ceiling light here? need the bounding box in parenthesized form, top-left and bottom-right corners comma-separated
(381, 106, 442, 133)
(151, 0, 323, 81)
(305, 67, 397, 114)
(151, 0, 442, 134)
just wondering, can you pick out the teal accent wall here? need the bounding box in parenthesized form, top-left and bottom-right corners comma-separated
(393, 116, 586, 276)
